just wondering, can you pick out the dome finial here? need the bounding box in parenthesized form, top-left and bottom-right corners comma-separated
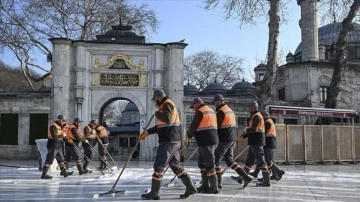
(119, 16, 123, 26)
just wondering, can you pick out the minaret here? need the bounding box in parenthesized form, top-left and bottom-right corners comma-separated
(298, 0, 319, 61)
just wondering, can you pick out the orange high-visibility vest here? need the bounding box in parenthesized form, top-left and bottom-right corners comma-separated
(248, 112, 264, 132)
(196, 105, 217, 131)
(96, 126, 108, 138)
(156, 99, 180, 128)
(265, 118, 276, 137)
(218, 105, 237, 128)
(47, 123, 63, 139)
(65, 124, 76, 140)
(84, 125, 97, 139)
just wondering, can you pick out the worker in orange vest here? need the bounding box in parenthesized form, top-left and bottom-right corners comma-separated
(41, 115, 74, 179)
(140, 89, 197, 200)
(187, 97, 219, 194)
(95, 124, 109, 169)
(63, 118, 89, 175)
(82, 119, 98, 173)
(213, 94, 246, 189)
(249, 110, 285, 181)
(238, 101, 270, 187)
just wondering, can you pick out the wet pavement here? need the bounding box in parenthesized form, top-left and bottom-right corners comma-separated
(0, 159, 359, 202)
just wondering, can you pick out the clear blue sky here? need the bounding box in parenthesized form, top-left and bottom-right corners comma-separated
(0, 0, 302, 82)
(145, 0, 301, 81)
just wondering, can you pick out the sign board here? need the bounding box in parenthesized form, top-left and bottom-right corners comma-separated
(140, 119, 146, 126)
(268, 105, 357, 118)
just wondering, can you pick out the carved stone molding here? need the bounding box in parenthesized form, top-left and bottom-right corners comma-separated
(94, 54, 144, 70)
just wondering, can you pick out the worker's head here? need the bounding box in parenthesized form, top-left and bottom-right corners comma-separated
(190, 97, 204, 110)
(152, 89, 166, 103)
(90, 119, 98, 127)
(247, 101, 258, 113)
(212, 94, 224, 107)
(260, 109, 270, 118)
(73, 118, 83, 127)
(56, 115, 66, 124)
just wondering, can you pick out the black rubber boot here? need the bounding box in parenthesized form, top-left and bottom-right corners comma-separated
(99, 161, 104, 169)
(141, 179, 161, 200)
(216, 173, 223, 189)
(41, 166, 52, 179)
(83, 161, 92, 173)
(271, 164, 285, 181)
(101, 160, 108, 170)
(60, 166, 74, 177)
(179, 174, 197, 199)
(77, 164, 88, 175)
(256, 171, 271, 187)
(235, 168, 252, 189)
(249, 166, 260, 178)
(206, 175, 219, 194)
(196, 171, 209, 193)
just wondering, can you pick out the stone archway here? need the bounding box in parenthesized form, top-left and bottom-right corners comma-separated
(93, 91, 146, 120)
(50, 23, 186, 160)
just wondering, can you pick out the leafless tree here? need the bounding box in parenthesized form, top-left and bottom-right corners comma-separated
(318, 0, 360, 109)
(204, 0, 289, 108)
(184, 50, 244, 90)
(0, 0, 159, 90)
(103, 100, 129, 127)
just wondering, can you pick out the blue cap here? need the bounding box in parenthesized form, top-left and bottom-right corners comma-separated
(190, 97, 204, 108)
(90, 119, 98, 124)
(247, 101, 258, 108)
(260, 109, 270, 115)
(74, 118, 83, 123)
(57, 115, 66, 121)
(152, 89, 166, 100)
(213, 94, 224, 102)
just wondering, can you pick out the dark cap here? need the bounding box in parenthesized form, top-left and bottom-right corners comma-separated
(57, 115, 66, 121)
(90, 119, 98, 125)
(190, 97, 204, 108)
(74, 118, 83, 123)
(247, 101, 258, 108)
(213, 94, 224, 102)
(152, 89, 166, 100)
(260, 109, 270, 115)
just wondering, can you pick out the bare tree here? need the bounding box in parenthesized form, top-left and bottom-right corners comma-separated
(103, 100, 129, 127)
(319, 0, 360, 109)
(0, 0, 159, 90)
(204, 0, 287, 108)
(184, 50, 244, 90)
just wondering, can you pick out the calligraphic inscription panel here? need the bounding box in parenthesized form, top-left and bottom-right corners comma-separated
(100, 73, 139, 86)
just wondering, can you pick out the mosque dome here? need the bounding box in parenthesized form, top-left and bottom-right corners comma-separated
(231, 79, 256, 90)
(294, 22, 360, 56)
(184, 84, 200, 94)
(230, 79, 257, 96)
(123, 101, 138, 112)
(202, 81, 227, 95)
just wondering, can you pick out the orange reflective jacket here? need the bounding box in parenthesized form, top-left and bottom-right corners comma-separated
(218, 105, 237, 128)
(96, 126, 108, 138)
(47, 123, 63, 139)
(196, 105, 217, 131)
(84, 125, 97, 139)
(248, 112, 264, 132)
(156, 99, 180, 128)
(65, 124, 76, 140)
(265, 118, 276, 137)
